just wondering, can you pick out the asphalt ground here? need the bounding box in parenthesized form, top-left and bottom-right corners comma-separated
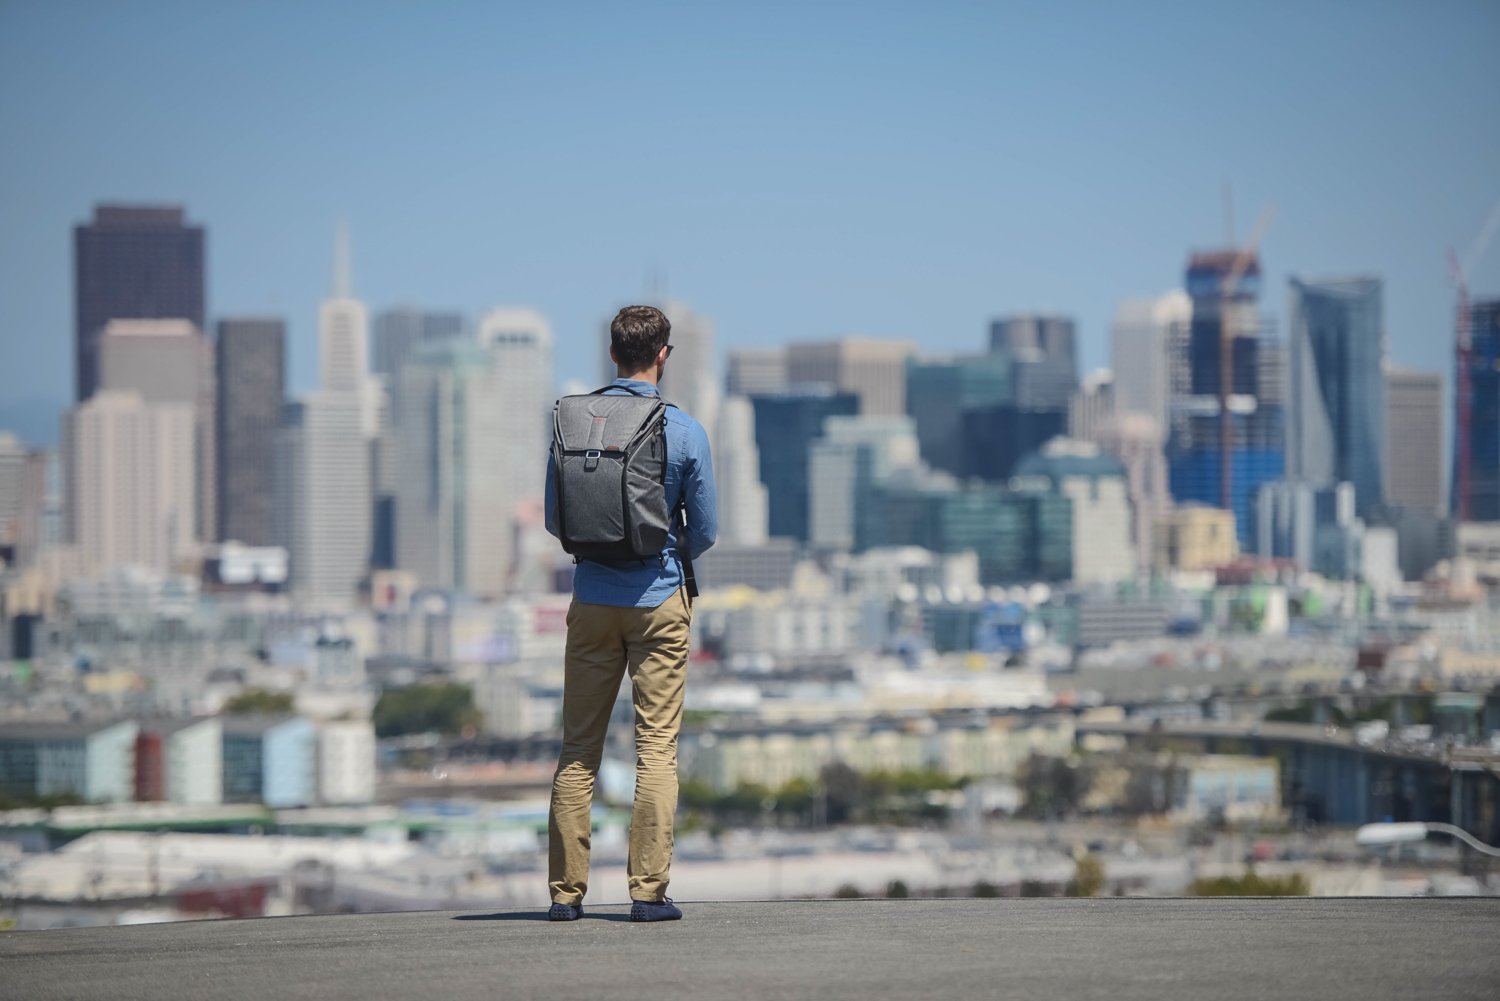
(3, 898, 1498, 1001)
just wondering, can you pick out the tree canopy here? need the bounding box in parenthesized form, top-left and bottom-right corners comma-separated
(373, 682, 482, 737)
(222, 689, 295, 715)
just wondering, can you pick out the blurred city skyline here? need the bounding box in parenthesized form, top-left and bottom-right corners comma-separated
(2, 0, 1499, 443)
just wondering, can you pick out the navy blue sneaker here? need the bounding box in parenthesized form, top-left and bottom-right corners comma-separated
(629, 897, 683, 922)
(548, 902, 584, 921)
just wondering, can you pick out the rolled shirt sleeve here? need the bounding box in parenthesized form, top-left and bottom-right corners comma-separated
(681, 421, 718, 560)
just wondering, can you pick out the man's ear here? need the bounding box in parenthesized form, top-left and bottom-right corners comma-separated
(609, 344, 619, 365)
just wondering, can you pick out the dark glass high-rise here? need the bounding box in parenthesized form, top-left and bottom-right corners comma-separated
(216, 318, 286, 545)
(74, 205, 206, 402)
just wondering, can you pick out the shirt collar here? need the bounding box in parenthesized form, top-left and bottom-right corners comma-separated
(611, 378, 660, 396)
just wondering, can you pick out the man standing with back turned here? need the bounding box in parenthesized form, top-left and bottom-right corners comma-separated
(543, 304, 717, 922)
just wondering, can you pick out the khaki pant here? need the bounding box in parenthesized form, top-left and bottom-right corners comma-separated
(548, 588, 691, 905)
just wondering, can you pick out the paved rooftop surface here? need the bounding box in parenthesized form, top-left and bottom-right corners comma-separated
(4, 898, 1499, 1000)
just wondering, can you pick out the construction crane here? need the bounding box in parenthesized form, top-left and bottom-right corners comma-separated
(1217, 204, 1276, 511)
(1450, 196, 1500, 523)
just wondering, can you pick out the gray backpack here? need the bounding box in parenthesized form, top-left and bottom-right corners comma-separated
(552, 386, 673, 565)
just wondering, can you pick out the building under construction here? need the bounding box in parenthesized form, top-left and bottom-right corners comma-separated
(1167, 250, 1286, 544)
(1454, 298, 1500, 522)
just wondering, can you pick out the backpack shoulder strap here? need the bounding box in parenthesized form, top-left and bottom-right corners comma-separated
(593, 384, 676, 408)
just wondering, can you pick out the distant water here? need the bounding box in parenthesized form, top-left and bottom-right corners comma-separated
(0, 398, 63, 449)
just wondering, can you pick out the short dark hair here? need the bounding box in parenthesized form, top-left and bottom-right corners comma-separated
(610, 305, 671, 373)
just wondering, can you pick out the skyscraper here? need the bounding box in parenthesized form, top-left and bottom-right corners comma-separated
(807, 415, 920, 552)
(319, 225, 369, 398)
(372, 310, 467, 510)
(96, 319, 216, 542)
(396, 340, 515, 598)
(1185, 251, 1262, 400)
(0, 433, 26, 559)
(1288, 276, 1386, 515)
(1013, 440, 1135, 583)
(216, 318, 285, 545)
(1454, 298, 1500, 522)
(1095, 413, 1170, 574)
(7, 449, 52, 569)
(1166, 403, 1284, 545)
(366, 375, 397, 569)
(905, 354, 1011, 477)
(786, 338, 916, 416)
(989, 314, 1078, 411)
(64, 391, 197, 574)
(274, 392, 369, 606)
(1068, 370, 1116, 444)
(714, 396, 769, 546)
(961, 406, 1068, 482)
(74, 205, 205, 402)
(1383, 366, 1443, 513)
(477, 307, 554, 504)
(726, 347, 788, 397)
(751, 387, 859, 541)
(1111, 291, 1190, 428)
(372, 307, 466, 382)
(310, 225, 377, 578)
(1168, 250, 1285, 541)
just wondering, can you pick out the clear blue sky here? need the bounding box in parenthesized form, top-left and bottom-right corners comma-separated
(2, 0, 1498, 444)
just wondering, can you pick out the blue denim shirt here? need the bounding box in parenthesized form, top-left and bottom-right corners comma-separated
(545, 378, 718, 608)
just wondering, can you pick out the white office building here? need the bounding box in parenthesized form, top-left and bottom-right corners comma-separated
(147, 717, 223, 806)
(397, 340, 518, 598)
(714, 395, 769, 546)
(1383, 365, 1444, 513)
(64, 391, 197, 575)
(319, 224, 370, 396)
(97, 318, 216, 543)
(274, 391, 370, 607)
(1110, 291, 1190, 428)
(318, 720, 377, 805)
(1095, 413, 1170, 575)
(478, 307, 554, 505)
(1068, 369, 1116, 443)
(0, 432, 26, 552)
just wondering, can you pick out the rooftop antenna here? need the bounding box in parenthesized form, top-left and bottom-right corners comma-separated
(333, 219, 353, 299)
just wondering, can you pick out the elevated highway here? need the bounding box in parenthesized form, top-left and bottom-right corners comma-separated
(1076, 718, 1500, 844)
